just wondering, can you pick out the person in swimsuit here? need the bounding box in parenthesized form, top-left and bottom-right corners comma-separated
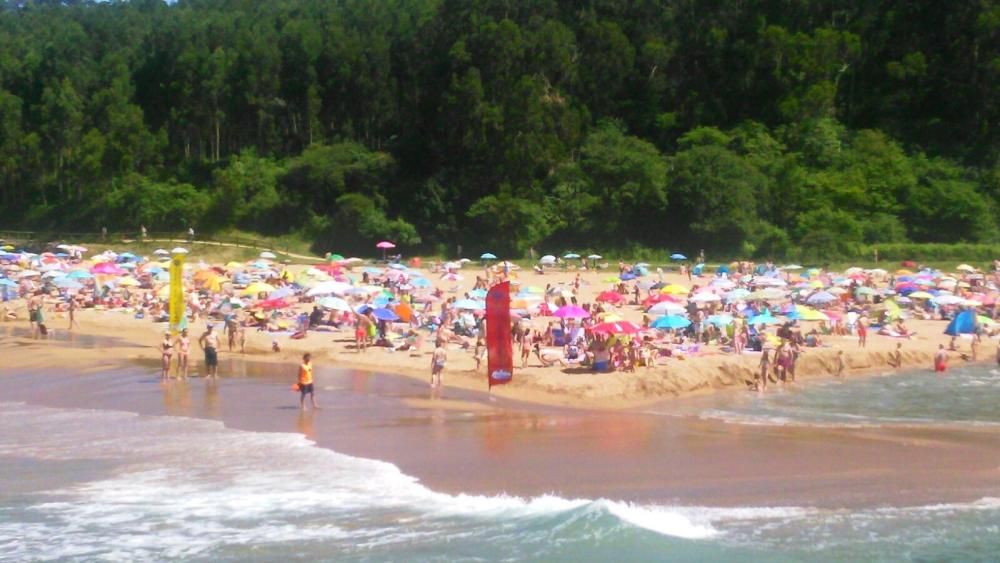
(757, 347, 770, 391)
(199, 324, 220, 378)
(175, 328, 191, 379)
(297, 353, 318, 410)
(431, 342, 447, 391)
(160, 332, 173, 380)
(934, 344, 948, 373)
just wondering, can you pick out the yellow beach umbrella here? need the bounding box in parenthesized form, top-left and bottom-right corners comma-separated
(908, 291, 933, 299)
(660, 284, 689, 295)
(795, 306, 829, 321)
(241, 282, 275, 296)
(598, 312, 623, 322)
(117, 276, 140, 287)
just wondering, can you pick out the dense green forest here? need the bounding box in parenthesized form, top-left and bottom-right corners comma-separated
(0, 0, 997, 258)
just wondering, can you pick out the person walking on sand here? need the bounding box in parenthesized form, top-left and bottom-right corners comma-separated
(431, 341, 447, 392)
(934, 344, 948, 373)
(67, 297, 79, 331)
(176, 328, 191, 379)
(757, 347, 770, 391)
(856, 317, 867, 348)
(199, 324, 220, 378)
(888, 342, 903, 368)
(297, 353, 318, 410)
(160, 332, 174, 380)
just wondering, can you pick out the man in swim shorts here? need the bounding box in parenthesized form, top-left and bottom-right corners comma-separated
(199, 324, 220, 378)
(297, 352, 318, 410)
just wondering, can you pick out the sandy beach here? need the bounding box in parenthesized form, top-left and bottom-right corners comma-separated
(2, 266, 986, 411)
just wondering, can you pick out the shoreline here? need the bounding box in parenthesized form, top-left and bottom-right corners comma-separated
(0, 306, 989, 412)
(2, 329, 999, 510)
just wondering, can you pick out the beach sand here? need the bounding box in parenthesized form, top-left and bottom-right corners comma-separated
(2, 328, 998, 510)
(1, 267, 981, 409)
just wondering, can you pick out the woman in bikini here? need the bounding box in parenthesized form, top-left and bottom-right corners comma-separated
(160, 332, 174, 380)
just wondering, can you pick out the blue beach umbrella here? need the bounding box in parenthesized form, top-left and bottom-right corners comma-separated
(747, 312, 776, 326)
(371, 307, 400, 322)
(0, 278, 16, 287)
(53, 278, 83, 290)
(469, 288, 488, 299)
(670, 253, 687, 261)
(651, 315, 691, 329)
(66, 270, 93, 279)
(480, 253, 497, 260)
(705, 314, 734, 327)
(805, 291, 836, 305)
(410, 277, 431, 288)
(563, 253, 581, 259)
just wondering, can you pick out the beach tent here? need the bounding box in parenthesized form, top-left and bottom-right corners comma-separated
(944, 310, 977, 336)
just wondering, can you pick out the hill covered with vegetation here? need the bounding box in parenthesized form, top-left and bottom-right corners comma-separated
(0, 0, 997, 258)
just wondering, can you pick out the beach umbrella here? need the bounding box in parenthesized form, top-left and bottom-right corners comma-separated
(0, 278, 17, 287)
(854, 286, 877, 296)
(748, 288, 785, 301)
(587, 254, 602, 260)
(591, 320, 642, 335)
(956, 264, 976, 273)
(257, 298, 292, 311)
(306, 281, 352, 297)
(669, 253, 687, 261)
(480, 252, 497, 260)
(317, 297, 352, 312)
(241, 282, 275, 296)
(620, 272, 637, 281)
(908, 291, 934, 299)
(805, 291, 836, 305)
(747, 311, 776, 325)
(52, 278, 83, 289)
(786, 306, 828, 322)
(410, 277, 432, 288)
(563, 252, 580, 259)
(376, 241, 396, 260)
(647, 301, 686, 316)
(539, 255, 556, 265)
(171, 247, 189, 254)
(371, 307, 400, 322)
(454, 298, 485, 310)
(660, 284, 689, 295)
(705, 314, 734, 327)
(18, 269, 40, 278)
(91, 262, 125, 275)
(725, 288, 750, 301)
(651, 315, 691, 329)
(117, 276, 141, 287)
(260, 251, 277, 259)
(596, 291, 624, 304)
(153, 249, 169, 256)
(268, 287, 295, 299)
(933, 295, 964, 306)
(551, 305, 590, 319)
(690, 292, 721, 303)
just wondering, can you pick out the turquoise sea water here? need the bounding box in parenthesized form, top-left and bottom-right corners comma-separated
(697, 364, 1000, 428)
(1, 385, 998, 562)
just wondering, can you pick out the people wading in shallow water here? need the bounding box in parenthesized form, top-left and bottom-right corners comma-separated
(297, 353, 319, 410)
(934, 344, 948, 373)
(199, 324, 220, 378)
(176, 328, 191, 379)
(160, 332, 173, 380)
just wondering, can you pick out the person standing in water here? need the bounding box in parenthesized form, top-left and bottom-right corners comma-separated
(431, 340, 447, 393)
(175, 328, 191, 379)
(888, 342, 903, 368)
(199, 324, 220, 378)
(160, 332, 174, 380)
(67, 297, 79, 331)
(297, 353, 318, 410)
(934, 344, 948, 373)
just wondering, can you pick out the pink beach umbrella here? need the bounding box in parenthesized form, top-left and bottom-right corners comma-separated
(551, 305, 590, 319)
(91, 262, 126, 275)
(591, 320, 642, 335)
(375, 240, 396, 260)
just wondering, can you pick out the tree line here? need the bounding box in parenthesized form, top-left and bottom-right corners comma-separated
(0, 0, 997, 258)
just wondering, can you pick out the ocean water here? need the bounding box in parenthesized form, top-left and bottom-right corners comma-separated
(1, 401, 998, 562)
(697, 364, 1000, 428)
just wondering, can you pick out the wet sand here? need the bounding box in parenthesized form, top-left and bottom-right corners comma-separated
(2, 330, 998, 510)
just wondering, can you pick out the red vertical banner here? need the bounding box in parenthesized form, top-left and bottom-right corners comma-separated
(486, 281, 513, 388)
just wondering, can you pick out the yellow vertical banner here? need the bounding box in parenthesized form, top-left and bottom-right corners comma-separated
(169, 252, 185, 334)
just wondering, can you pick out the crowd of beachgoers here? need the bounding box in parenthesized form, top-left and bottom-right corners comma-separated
(3, 242, 999, 395)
